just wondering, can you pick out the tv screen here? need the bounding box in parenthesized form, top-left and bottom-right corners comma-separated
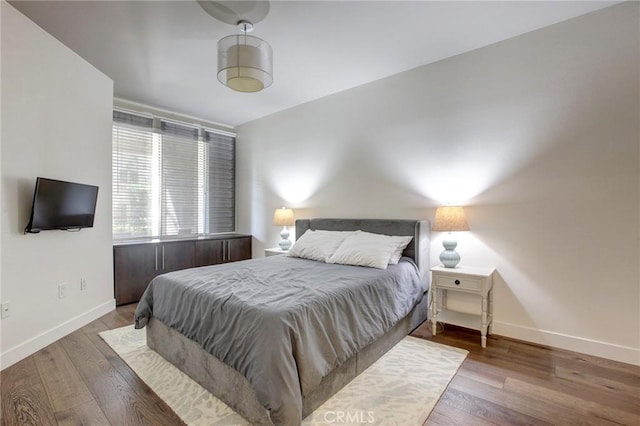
(25, 177, 99, 233)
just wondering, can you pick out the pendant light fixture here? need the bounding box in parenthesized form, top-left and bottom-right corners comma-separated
(217, 20, 273, 93)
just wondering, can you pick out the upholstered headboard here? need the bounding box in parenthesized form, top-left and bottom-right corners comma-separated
(295, 218, 430, 292)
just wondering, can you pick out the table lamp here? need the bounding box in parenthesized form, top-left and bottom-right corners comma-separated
(273, 207, 294, 250)
(432, 206, 470, 268)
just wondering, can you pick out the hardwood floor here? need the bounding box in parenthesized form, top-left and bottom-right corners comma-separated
(1, 305, 184, 426)
(2, 305, 639, 425)
(415, 324, 640, 425)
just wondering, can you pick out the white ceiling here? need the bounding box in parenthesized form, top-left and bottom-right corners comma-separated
(11, 1, 618, 127)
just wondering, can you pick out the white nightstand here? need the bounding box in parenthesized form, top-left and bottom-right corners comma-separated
(265, 248, 288, 257)
(430, 265, 495, 348)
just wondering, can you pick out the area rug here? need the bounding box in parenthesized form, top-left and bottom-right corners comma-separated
(100, 326, 467, 425)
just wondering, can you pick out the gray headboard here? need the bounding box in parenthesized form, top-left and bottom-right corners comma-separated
(295, 218, 430, 292)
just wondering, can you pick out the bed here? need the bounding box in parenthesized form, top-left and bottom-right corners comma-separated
(134, 218, 430, 425)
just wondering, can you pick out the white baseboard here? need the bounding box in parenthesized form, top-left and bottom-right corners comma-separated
(1, 299, 116, 370)
(492, 320, 640, 366)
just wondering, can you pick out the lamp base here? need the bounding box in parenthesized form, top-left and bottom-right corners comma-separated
(278, 226, 291, 251)
(440, 237, 461, 268)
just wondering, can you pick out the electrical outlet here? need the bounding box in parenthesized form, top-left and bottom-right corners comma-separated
(80, 278, 87, 291)
(1, 302, 10, 319)
(58, 283, 67, 299)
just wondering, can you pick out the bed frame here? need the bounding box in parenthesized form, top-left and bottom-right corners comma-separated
(147, 218, 430, 425)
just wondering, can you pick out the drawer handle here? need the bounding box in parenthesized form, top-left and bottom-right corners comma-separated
(455, 279, 461, 285)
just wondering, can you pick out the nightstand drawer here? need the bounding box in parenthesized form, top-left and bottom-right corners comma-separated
(431, 265, 496, 348)
(436, 275, 482, 292)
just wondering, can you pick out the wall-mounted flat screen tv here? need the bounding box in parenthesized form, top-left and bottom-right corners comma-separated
(24, 177, 99, 234)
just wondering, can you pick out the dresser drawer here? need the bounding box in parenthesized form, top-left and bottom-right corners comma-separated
(435, 274, 482, 292)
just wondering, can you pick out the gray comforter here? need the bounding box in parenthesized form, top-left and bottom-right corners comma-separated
(134, 255, 423, 425)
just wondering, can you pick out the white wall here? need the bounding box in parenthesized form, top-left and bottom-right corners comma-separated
(1, 3, 114, 369)
(237, 3, 639, 365)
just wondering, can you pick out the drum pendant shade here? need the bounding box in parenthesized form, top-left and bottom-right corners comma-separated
(217, 31, 273, 93)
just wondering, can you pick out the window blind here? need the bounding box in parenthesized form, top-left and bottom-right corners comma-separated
(112, 113, 156, 239)
(206, 130, 235, 233)
(112, 110, 236, 240)
(160, 120, 203, 236)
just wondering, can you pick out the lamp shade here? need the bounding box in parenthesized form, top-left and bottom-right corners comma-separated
(432, 206, 470, 232)
(273, 208, 294, 226)
(217, 33, 273, 93)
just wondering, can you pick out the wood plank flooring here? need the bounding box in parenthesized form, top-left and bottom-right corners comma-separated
(1, 304, 638, 425)
(1, 305, 184, 426)
(413, 325, 640, 425)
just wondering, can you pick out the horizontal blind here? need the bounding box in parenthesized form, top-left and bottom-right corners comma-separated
(206, 130, 235, 233)
(112, 111, 156, 239)
(113, 110, 153, 128)
(160, 120, 203, 236)
(112, 110, 236, 240)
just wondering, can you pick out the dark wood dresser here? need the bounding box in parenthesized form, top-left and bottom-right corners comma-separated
(113, 234, 252, 306)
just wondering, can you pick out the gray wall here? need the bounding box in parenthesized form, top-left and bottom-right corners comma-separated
(236, 3, 640, 364)
(1, 3, 114, 368)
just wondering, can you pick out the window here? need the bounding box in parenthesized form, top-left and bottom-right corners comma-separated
(112, 110, 235, 240)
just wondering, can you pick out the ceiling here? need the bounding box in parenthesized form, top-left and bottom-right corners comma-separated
(10, 1, 618, 127)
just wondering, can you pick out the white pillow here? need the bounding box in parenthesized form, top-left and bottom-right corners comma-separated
(388, 235, 413, 264)
(287, 230, 353, 262)
(327, 231, 409, 269)
(354, 231, 413, 265)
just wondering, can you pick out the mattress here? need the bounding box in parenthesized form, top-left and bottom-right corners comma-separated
(134, 255, 424, 424)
